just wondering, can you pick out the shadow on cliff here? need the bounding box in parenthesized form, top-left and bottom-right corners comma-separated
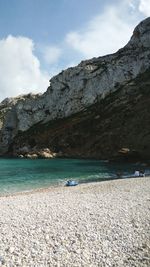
(9, 69, 150, 162)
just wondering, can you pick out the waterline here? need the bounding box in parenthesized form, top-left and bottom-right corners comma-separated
(0, 158, 148, 195)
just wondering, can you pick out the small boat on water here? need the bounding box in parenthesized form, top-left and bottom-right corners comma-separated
(66, 180, 78, 186)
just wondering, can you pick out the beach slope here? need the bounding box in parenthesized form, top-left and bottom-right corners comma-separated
(0, 178, 149, 266)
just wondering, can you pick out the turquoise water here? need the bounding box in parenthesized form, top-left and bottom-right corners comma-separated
(0, 158, 148, 195)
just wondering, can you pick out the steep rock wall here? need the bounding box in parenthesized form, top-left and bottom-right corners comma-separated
(11, 69, 150, 160)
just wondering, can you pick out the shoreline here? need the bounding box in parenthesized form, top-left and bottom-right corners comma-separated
(0, 157, 149, 198)
(0, 175, 143, 198)
(0, 175, 149, 198)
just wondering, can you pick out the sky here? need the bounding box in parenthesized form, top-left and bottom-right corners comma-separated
(0, 0, 149, 101)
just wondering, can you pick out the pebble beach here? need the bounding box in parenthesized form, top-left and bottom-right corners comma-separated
(0, 177, 149, 267)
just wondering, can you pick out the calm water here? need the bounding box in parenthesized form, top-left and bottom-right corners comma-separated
(0, 158, 148, 195)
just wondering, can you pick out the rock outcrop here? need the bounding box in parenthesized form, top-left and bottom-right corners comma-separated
(0, 17, 150, 160)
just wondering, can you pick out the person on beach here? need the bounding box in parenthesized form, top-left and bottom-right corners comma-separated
(134, 170, 140, 177)
(134, 170, 145, 177)
(139, 170, 145, 177)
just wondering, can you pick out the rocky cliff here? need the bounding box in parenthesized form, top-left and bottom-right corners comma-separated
(0, 17, 150, 160)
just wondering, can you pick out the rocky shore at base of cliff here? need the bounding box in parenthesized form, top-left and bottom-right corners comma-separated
(0, 17, 150, 161)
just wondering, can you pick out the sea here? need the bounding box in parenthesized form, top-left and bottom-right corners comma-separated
(0, 158, 149, 195)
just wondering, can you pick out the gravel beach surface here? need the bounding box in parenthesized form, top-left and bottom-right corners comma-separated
(0, 177, 149, 267)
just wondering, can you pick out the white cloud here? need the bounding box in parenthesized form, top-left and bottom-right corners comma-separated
(65, 4, 140, 58)
(0, 35, 49, 102)
(128, 0, 136, 10)
(139, 0, 150, 16)
(42, 45, 62, 65)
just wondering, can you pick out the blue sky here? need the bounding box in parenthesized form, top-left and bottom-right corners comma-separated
(0, 0, 105, 42)
(0, 0, 149, 101)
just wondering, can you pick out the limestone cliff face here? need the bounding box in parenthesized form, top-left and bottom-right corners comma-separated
(0, 18, 150, 160)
